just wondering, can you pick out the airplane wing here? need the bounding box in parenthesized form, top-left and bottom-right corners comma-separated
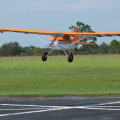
(1, 28, 120, 37)
(66, 32, 120, 37)
(0, 28, 55, 35)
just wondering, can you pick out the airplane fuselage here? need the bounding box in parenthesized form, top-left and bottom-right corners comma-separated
(49, 33, 78, 50)
(49, 39, 78, 50)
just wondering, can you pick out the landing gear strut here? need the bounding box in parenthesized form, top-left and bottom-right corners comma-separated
(63, 50, 73, 63)
(42, 49, 53, 61)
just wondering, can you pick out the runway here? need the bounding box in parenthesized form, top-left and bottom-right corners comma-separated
(0, 97, 120, 120)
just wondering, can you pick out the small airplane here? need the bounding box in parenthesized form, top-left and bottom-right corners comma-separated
(1, 28, 120, 62)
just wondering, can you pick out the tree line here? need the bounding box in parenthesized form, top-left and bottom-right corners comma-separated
(77, 39, 120, 55)
(0, 39, 120, 57)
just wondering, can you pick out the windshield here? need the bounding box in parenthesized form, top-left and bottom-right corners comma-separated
(53, 33, 65, 38)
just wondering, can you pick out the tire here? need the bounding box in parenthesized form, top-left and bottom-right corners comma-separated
(68, 53, 73, 62)
(42, 52, 47, 61)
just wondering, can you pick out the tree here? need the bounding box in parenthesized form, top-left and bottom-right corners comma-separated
(109, 39, 120, 54)
(12, 42, 22, 55)
(109, 39, 120, 48)
(29, 46, 36, 54)
(118, 50, 120, 54)
(33, 47, 41, 56)
(23, 47, 31, 56)
(99, 42, 109, 54)
(0, 48, 2, 56)
(1, 42, 22, 56)
(69, 21, 97, 43)
(22, 46, 36, 56)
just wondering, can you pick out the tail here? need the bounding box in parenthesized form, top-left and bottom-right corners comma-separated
(72, 28, 79, 42)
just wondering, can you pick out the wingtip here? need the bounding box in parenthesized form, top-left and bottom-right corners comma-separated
(0, 28, 2, 33)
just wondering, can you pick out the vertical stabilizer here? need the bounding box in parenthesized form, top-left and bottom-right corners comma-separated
(72, 28, 79, 42)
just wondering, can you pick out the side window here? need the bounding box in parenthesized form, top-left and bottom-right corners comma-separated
(66, 36, 70, 41)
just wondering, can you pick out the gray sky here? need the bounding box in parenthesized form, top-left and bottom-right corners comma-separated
(0, 0, 120, 48)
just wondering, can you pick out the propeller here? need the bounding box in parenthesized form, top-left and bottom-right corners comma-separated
(49, 37, 56, 46)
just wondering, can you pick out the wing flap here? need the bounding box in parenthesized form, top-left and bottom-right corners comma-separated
(76, 42, 96, 45)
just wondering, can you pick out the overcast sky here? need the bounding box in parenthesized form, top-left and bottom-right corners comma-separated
(0, 0, 120, 48)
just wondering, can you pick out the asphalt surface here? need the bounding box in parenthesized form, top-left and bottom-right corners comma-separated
(0, 97, 120, 120)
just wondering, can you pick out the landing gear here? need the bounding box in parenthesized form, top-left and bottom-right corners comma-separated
(68, 53, 73, 62)
(41, 50, 73, 62)
(34, 34, 86, 63)
(41, 49, 53, 61)
(42, 52, 47, 61)
(63, 50, 73, 63)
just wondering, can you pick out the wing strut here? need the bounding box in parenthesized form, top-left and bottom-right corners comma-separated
(34, 34, 54, 57)
(65, 36, 86, 49)
(34, 34, 50, 46)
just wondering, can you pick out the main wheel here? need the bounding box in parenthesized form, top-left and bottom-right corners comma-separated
(42, 52, 47, 61)
(68, 53, 73, 62)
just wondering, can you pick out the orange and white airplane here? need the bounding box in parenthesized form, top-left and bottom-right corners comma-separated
(0, 28, 120, 62)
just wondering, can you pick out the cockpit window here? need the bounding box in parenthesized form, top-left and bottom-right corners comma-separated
(53, 33, 65, 38)
(66, 36, 70, 41)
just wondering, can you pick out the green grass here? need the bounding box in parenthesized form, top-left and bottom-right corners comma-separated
(0, 55, 120, 97)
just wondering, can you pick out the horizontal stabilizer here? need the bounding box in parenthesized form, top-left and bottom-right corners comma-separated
(76, 42, 96, 45)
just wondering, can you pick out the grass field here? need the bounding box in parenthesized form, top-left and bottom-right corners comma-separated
(0, 55, 120, 97)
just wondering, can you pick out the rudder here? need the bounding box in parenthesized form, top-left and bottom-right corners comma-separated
(72, 28, 79, 42)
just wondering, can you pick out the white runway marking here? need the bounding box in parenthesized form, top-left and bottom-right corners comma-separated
(0, 108, 48, 111)
(0, 101, 120, 117)
(0, 108, 67, 117)
(0, 104, 65, 108)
